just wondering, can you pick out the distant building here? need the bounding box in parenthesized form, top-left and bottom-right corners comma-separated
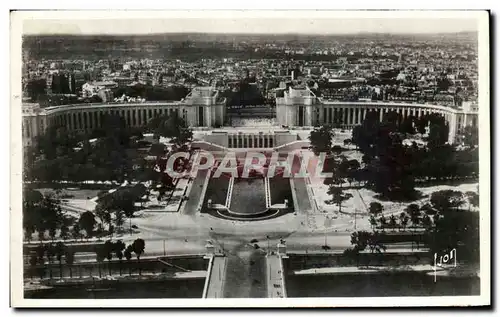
(97, 89, 114, 103)
(22, 103, 45, 148)
(104, 76, 134, 86)
(82, 81, 118, 98)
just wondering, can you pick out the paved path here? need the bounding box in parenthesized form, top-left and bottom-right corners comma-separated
(266, 254, 286, 298)
(181, 169, 208, 215)
(204, 256, 227, 298)
(292, 178, 312, 213)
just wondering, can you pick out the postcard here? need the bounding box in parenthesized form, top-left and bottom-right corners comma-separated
(10, 10, 490, 308)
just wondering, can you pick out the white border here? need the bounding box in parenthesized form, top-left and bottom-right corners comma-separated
(9, 9, 491, 308)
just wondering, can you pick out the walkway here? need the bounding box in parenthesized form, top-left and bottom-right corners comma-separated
(292, 178, 312, 213)
(204, 256, 227, 298)
(266, 254, 287, 298)
(163, 178, 190, 212)
(181, 169, 208, 215)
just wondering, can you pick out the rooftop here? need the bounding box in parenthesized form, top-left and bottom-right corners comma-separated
(90, 81, 118, 87)
(186, 86, 218, 99)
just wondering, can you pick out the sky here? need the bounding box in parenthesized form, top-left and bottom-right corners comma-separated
(20, 12, 481, 35)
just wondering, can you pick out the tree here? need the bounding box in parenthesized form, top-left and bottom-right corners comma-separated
(78, 211, 96, 238)
(399, 116, 415, 135)
(378, 215, 387, 231)
(38, 227, 46, 241)
(405, 203, 421, 226)
(352, 116, 419, 200)
(71, 223, 82, 241)
(421, 203, 438, 216)
(350, 231, 370, 252)
(366, 231, 387, 254)
(132, 238, 146, 275)
(24, 191, 64, 243)
(415, 115, 429, 135)
(432, 213, 441, 226)
(36, 244, 45, 264)
(148, 113, 193, 146)
(29, 254, 38, 280)
(429, 211, 479, 263)
(95, 204, 112, 234)
(399, 212, 409, 231)
(124, 245, 133, 276)
(149, 143, 167, 158)
(45, 244, 55, 280)
(426, 114, 449, 148)
(368, 202, 383, 216)
(430, 190, 465, 213)
(59, 217, 72, 241)
(35, 245, 46, 279)
(95, 246, 105, 278)
(309, 125, 334, 156)
(465, 191, 479, 211)
(389, 214, 397, 232)
(351, 120, 378, 154)
(346, 159, 361, 186)
(351, 126, 362, 150)
(114, 240, 126, 276)
(22, 188, 43, 241)
(103, 240, 114, 276)
(54, 242, 66, 279)
(462, 126, 478, 148)
(325, 185, 353, 213)
(64, 251, 75, 278)
(48, 226, 58, 241)
(369, 215, 377, 230)
(121, 198, 136, 218)
(422, 214, 432, 230)
(350, 231, 386, 265)
(114, 210, 125, 233)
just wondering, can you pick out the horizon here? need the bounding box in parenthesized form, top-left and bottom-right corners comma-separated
(21, 16, 479, 36)
(23, 30, 477, 37)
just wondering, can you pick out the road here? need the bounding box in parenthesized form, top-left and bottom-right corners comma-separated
(50, 158, 426, 266)
(222, 246, 267, 298)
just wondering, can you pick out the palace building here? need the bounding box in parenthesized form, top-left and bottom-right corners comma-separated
(22, 85, 477, 148)
(275, 86, 478, 144)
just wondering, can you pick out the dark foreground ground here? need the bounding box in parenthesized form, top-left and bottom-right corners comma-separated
(25, 278, 205, 299)
(286, 272, 480, 297)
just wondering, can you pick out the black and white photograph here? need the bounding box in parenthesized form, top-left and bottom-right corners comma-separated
(9, 10, 490, 307)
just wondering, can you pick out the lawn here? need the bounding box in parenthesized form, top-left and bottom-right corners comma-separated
(36, 188, 103, 200)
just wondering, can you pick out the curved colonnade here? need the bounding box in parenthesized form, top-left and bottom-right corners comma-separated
(276, 100, 478, 144)
(23, 99, 477, 147)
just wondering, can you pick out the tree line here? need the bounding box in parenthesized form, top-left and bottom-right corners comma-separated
(24, 112, 193, 185)
(27, 238, 146, 280)
(346, 189, 479, 266)
(310, 110, 478, 202)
